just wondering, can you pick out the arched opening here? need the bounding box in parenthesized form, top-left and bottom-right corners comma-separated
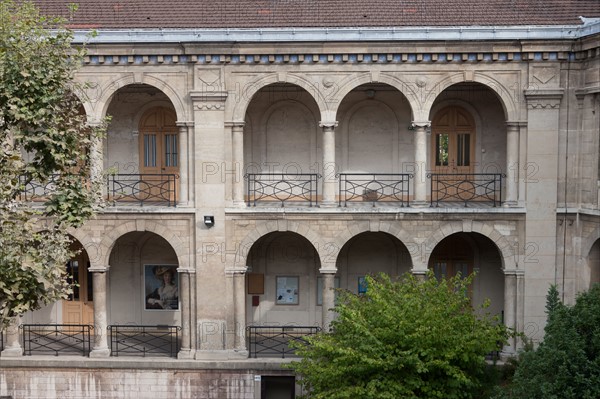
(335, 84, 412, 206)
(586, 239, 600, 289)
(428, 232, 504, 318)
(108, 231, 180, 325)
(428, 83, 507, 206)
(105, 84, 178, 206)
(245, 232, 321, 326)
(62, 238, 93, 325)
(336, 232, 412, 293)
(243, 83, 321, 206)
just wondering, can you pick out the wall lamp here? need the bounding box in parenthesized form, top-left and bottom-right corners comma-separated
(204, 215, 215, 228)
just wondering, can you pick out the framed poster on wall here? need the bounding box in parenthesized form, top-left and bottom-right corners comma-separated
(276, 276, 299, 305)
(144, 265, 179, 310)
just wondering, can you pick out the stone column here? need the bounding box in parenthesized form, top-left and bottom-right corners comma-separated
(320, 121, 338, 207)
(176, 122, 190, 207)
(231, 269, 248, 354)
(1, 316, 22, 357)
(412, 122, 430, 206)
(502, 271, 517, 355)
(321, 271, 337, 331)
(177, 269, 194, 359)
(505, 122, 522, 206)
(89, 266, 110, 357)
(89, 121, 105, 199)
(230, 122, 246, 206)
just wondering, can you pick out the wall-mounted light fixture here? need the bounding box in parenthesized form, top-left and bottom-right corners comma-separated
(204, 215, 215, 228)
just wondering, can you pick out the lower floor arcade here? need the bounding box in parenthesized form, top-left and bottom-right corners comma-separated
(0, 212, 529, 361)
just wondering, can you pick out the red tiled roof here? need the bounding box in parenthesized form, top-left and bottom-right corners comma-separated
(33, 0, 600, 29)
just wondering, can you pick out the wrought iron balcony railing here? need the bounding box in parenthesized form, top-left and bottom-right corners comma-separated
(246, 173, 320, 207)
(21, 324, 93, 356)
(428, 173, 504, 207)
(19, 173, 178, 207)
(338, 173, 412, 207)
(18, 174, 59, 201)
(107, 174, 177, 207)
(108, 325, 180, 357)
(247, 325, 321, 358)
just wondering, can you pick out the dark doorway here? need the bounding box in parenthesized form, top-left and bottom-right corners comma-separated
(261, 376, 295, 399)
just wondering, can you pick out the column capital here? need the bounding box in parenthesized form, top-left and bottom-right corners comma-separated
(411, 121, 431, 129)
(88, 265, 110, 273)
(505, 121, 527, 129)
(502, 269, 525, 276)
(225, 267, 248, 276)
(524, 88, 564, 109)
(319, 268, 338, 275)
(319, 121, 338, 129)
(176, 121, 194, 128)
(225, 121, 246, 129)
(177, 268, 196, 274)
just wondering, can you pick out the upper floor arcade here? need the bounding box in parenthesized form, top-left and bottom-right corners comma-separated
(20, 30, 598, 214)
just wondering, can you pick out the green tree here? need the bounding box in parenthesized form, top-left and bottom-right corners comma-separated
(0, 0, 106, 327)
(494, 285, 600, 399)
(290, 273, 508, 399)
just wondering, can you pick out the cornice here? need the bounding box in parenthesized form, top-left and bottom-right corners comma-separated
(82, 50, 587, 67)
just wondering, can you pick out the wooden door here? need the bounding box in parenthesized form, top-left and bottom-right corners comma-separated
(431, 106, 475, 174)
(62, 248, 94, 325)
(138, 107, 179, 202)
(429, 234, 474, 296)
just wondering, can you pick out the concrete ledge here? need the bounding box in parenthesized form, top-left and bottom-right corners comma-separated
(226, 206, 527, 215)
(0, 356, 294, 371)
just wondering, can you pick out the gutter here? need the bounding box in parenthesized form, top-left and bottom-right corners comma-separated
(70, 19, 600, 44)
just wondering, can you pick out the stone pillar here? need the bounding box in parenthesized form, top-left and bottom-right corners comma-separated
(178, 269, 195, 359)
(505, 122, 522, 206)
(321, 271, 337, 331)
(230, 122, 246, 206)
(176, 122, 191, 207)
(502, 271, 518, 355)
(89, 266, 110, 357)
(231, 269, 248, 354)
(412, 122, 430, 206)
(320, 121, 338, 207)
(1, 316, 22, 357)
(89, 121, 105, 199)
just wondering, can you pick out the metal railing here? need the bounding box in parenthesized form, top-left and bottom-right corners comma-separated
(21, 324, 93, 356)
(108, 325, 180, 357)
(247, 326, 321, 358)
(107, 174, 177, 207)
(18, 174, 59, 201)
(246, 173, 320, 207)
(428, 173, 504, 207)
(338, 173, 412, 207)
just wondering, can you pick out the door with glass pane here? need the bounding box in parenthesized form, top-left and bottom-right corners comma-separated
(431, 106, 475, 200)
(62, 244, 94, 325)
(139, 107, 179, 203)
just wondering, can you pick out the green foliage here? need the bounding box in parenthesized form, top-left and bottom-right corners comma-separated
(493, 285, 600, 399)
(0, 0, 107, 326)
(290, 273, 509, 399)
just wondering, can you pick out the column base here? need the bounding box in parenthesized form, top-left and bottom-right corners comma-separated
(177, 348, 196, 359)
(1, 347, 23, 357)
(90, 348, 111, 358)
(233, 201, 247, 208)
(410, 200, 429, 208)
(320, 200, 337, 208)
(195, 349, 249, 360)
(502, 200, 517, 208)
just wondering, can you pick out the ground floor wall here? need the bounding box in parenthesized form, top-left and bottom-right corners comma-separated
(0, 361, 296, 399)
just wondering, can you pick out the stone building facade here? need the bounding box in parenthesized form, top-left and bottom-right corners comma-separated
(1, 1, 600, 398)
